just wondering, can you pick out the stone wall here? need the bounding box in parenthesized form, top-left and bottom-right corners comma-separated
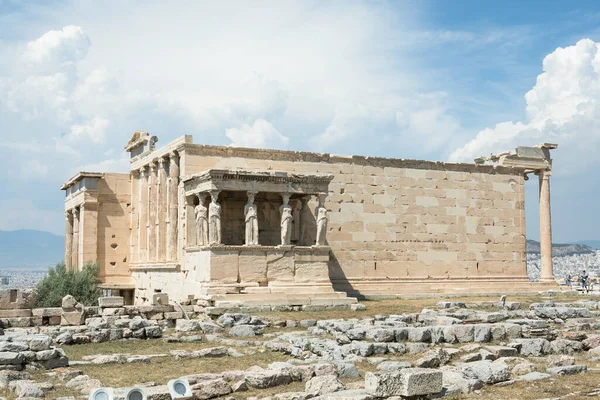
(175, 144, 529, 296)
(96, 173, 131, 284)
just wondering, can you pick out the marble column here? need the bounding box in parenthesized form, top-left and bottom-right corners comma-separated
(148, 162, 157, 263)
(138, 166, 147, 263)
(64, 211, 73, 270)
(538, 169, 554, 282)
(157, 158, 167, 263)
(167, 152, 179, 262)
(71, 207, 80, 270)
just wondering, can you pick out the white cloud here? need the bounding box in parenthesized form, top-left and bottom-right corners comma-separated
(23, 25, 90, 67)
(69, 116, 109, 143)
(226, 119, 289, 149)
(3, 73, 69, 120)
(450, 38, 600, 173)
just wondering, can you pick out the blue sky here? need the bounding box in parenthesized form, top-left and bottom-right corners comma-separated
(1, 0, 599, 243)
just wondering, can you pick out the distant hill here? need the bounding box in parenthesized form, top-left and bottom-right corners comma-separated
(526, 239, 596, 256)
(574, 240, 600, 250)
(0, 230, 63, 269)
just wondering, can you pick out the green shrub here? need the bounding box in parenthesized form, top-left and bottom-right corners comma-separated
(34, 261, 102, 308)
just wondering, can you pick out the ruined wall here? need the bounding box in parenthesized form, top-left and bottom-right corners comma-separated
(180, 145, 527, 295)
(96, 173, 131, 283)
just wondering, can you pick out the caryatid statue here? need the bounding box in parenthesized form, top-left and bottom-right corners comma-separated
(194, 193, 209, 246)
(299, 196, 311, 246)
(280, 193, 293, 245)
(244, 191, 259, 245)
(315, 193, 328, 246)
(208, 191, 221, 245)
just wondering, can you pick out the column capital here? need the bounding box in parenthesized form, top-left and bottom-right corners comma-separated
(247, 191, 258, 199)
(196, 192, 208, 201)
(535, 169, 552, 178)
(280, 192, 291, 205)
(209, 190, 220, 202)
(149, 161, 157, 172)
(71, 207, 79, 217)
(169, 151, 179, 160)
(317, 192, 328, 205)
(65, 210, 73, 220)
(157, 157, 167, 168)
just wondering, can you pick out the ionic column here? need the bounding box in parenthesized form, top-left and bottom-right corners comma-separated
(538, 169, 554, 282)
(71, 207, 80, 270)
(138, 166, 148, 263)
(64, 211, 73, 270)
(157, 158, 167, 263)
(148, 162, 157, 263)
(167, 152, 179, 261)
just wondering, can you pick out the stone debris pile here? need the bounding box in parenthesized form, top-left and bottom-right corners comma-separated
(0, 333, 67, 371)
(6, 298, 600, 398)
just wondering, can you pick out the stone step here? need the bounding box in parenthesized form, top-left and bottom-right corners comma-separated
(212, 296, 358, 308)
(210, 292, 349, 301)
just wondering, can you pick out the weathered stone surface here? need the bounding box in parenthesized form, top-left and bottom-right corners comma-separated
(513, 339, 551, 356)
(550, 339, 583, 355)
(191, 378, 231, 400)
(547, 355, 575, 368)
(518, 372, 551, 381)
(200, 322, 224, 334)
(442, 369, 483, 394)
(414, 349, 450, 368)
(245, 369, 293, 389)
(61, 311, 84, 326)
(365, 368, 442, 397)
(0, 371, 29, 389)
(377, 361, 412, 372)
(305, 375, 345, 396)
(229, 325, 265, 337)
(365, 328, 395, 343)
(0, 352, 23, 366)
(98, 297, 124, 308)
(461, 361, 509, 384)
(175, 319, 202, 332)
(61, 295, 78, 309)
(511, 362, 535, 375)
(195, 347, 228, 358)
(485, 346, 518, 358)
(547, 365, 587, 376)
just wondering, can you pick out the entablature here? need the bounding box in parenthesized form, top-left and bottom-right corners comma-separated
(182, 169, 334, 196)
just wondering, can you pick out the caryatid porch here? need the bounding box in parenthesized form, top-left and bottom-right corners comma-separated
(181, 169, 339, 297)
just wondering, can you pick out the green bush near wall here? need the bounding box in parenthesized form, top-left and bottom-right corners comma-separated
(34, 262, 102, 308)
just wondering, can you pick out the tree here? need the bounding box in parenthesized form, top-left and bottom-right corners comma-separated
(34, 261, 102, 308)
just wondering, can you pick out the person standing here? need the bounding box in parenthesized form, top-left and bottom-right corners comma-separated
(581, 270, 589, 293)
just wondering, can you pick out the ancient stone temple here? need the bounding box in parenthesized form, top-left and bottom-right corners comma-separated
(61, 132, 558, 306)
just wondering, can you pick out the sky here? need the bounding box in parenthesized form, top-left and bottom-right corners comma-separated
(1, 0, 600, 243)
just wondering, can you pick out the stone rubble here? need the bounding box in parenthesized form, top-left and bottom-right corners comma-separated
(7, 297, 600, 398)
